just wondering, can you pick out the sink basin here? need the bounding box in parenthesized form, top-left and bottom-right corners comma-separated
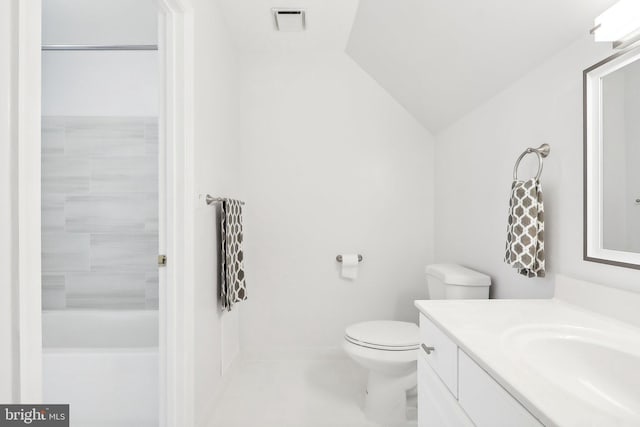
(502, 324, 640, 420)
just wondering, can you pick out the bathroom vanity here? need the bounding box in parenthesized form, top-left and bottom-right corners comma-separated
(415, 275, 640, 427)
(416, 312, 541, 427)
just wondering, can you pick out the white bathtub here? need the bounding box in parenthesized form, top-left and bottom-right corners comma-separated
(42, 310, 159, 427)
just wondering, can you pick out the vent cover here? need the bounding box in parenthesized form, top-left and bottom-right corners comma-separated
(272, 9, 306, 32)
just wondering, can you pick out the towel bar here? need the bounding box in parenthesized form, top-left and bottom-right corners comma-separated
(336, 254, 363, 263)
(206, 194, 245, 206)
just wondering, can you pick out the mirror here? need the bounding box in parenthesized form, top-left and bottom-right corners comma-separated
(584, 46, 640, 269)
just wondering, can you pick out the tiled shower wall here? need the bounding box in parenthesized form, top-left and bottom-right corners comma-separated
(41, 117, 159, 310)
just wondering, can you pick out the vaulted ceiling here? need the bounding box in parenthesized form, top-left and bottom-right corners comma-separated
(217, 0, 618, 132)
(216, 0, 359, 53)
(346, 0, 618, 132)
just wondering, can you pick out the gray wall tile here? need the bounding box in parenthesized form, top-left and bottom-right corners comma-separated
(42, 274, 66, 310)
(91, 233, 158, 273)
(42, 288, 67, 310)
(91, 156, 158, 193)
(42, 274, 66, 289)
(42, 156, 90, 194)
(145, 272, 159, 309)
(42, 231, 91, 272)
(65, 119, 147, 158)
(42, 194, 65, 231)
(65, 194, 156, 233)
(66, 272, 147, 294)
(66, 272, 147, 309)
(42, 121, 65, 156)
(41, 117, 158, 310)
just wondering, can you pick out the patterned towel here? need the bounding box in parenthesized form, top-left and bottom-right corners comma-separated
(220, 199, 247, 311)
(504, 178, 545, 278)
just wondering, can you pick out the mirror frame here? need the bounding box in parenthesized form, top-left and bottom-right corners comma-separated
(584, 46, 640, 269)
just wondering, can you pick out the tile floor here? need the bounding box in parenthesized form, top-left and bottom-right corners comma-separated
(209, 358, 417, 427)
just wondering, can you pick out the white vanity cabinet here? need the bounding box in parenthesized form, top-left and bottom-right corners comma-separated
(418, 314, 543, 427)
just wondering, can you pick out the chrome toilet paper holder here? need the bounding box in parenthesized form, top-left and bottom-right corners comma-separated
(336, 254, 363, 263)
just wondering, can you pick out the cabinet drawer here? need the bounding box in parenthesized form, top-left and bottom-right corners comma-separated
(458, 350, 542, 427)
(419, 314, 458, 397)
(418, 357, 474, 427)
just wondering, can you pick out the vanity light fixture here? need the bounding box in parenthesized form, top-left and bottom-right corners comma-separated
(591, 0, 640, 49)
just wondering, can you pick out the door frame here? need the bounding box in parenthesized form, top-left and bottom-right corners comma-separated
(14, 0, 195, 425)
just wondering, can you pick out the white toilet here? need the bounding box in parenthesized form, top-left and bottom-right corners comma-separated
(343, 264, 491, 424)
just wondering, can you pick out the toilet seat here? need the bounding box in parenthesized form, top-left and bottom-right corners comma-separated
(345, 321, 419, 351)
(343, 321, 419, 423)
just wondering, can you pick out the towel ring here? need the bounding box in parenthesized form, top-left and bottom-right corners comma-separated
(513, 144, 550, 181)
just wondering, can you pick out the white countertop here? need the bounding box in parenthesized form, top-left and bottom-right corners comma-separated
(414, 298, 640, 427)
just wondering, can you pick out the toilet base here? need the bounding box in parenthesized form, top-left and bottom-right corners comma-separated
(363, 370, 417, 424)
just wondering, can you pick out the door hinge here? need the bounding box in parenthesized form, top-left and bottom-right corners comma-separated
(158, 255, 167, 267)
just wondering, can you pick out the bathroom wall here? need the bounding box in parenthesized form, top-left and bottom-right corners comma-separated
(41, 2, 159, 310)
(42, 0, 157, 46)
(41, 117, 159, 310)
(435, 35, 640, 297)
(238, 51, 435, 358)
(0, 0, 17, 402)
(42, 52, 158, 117)
(191, 0, 242, 423)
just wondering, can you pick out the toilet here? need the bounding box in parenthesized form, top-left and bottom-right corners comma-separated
(343, 264, 491, 424)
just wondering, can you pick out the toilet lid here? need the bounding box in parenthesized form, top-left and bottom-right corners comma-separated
(345, 321, 419, 351)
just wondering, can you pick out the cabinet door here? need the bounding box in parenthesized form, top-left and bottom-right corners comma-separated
(418, 356, 474, 427)
(420, 314, 458, 396)
(458, 350, 542, 427)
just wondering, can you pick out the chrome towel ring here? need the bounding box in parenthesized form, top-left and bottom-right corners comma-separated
(513, 144, 551, 181)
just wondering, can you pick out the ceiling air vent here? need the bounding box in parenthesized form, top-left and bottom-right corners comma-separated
(272, 9, 306, 32)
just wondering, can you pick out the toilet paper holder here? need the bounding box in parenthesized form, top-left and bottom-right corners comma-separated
(336, 254, 363, 263)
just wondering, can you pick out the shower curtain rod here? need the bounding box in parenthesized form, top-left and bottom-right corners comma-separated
(42, 44, 158, 51)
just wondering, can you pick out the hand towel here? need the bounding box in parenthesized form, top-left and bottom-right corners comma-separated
(220, 199, 247, 311)
(504, 178, 545, 278)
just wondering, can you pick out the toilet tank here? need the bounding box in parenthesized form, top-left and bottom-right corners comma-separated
(425, 264, 491, 299)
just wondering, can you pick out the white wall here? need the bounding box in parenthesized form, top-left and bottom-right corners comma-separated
(0, 0, 17, 403)
(42, 0, 158, 117)
(42, 51, 158, 117)
(191, 0, 241, 424)
(42, 0, 157, 46)
(346, 0, 618, 132)
(435, 35, 640, 298)
(238, 51, 435, 358)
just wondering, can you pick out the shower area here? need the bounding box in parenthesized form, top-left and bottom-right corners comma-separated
(40, 1, 160, 426)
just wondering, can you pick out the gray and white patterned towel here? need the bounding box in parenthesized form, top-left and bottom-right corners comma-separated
(220, 199, 247, 311)
(504, 178, 545, 278)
